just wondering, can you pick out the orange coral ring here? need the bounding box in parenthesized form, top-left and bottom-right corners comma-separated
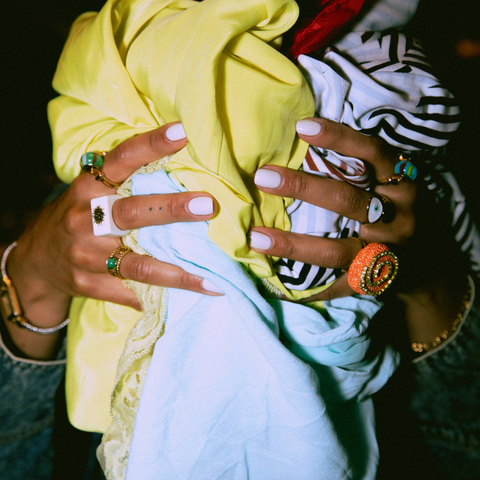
(347, 243, 399, 297)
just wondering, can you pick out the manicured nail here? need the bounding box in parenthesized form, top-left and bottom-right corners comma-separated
(165, 123, 186, 141)
(296, 119, 322, 136)
(202, 279, 224, 294)
(254, 169, 282, 189)
(188, 196, 214, 215)
(248, 231, 272, 250)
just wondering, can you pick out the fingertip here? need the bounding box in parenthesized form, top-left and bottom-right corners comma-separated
(187, 196, 214, 216)
(296, 118, 322, 136)
(254, 168, 283, 189)
(202, 278, 224, 295)
(248, 230, 272, 251)
(165, 122, 187, 142)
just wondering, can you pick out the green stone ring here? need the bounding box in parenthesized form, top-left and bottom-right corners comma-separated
(106, 257, 117, 270)
(106, 246, 132, 280)
(80, 151, 105, 170)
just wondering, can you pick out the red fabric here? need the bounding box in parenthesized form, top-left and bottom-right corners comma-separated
(287, 0, 365, 59)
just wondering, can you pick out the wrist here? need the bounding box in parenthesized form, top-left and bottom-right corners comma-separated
(1, 242, 71, 359)
(396, 275, 470, 355)
(7, 242, 71, 327)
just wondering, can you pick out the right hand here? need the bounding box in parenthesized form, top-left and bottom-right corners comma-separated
(8, 123, 219, 323)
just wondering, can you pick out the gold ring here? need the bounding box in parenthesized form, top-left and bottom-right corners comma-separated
(349, 236, 367, 250)
(86, 166, 122, 189)
(106, 246, 132, 280)
(376, 174, 407, 186)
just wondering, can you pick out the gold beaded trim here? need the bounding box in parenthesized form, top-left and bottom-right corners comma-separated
(411, 281, 472, 353)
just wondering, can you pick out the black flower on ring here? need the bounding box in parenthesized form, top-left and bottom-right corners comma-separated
(92, 206, 105, 225)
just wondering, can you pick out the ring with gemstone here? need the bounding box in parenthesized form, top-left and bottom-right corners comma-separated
(90, 195, 131, 237)
(394, 154, 417, 181)
(80, 151, 122, 189)
(347, 243, 399, 297)
(377, 154, 417, 186)
(106, 246, 132, 280)
(80, 151, 106, 170)
(363, 194, 396, 224)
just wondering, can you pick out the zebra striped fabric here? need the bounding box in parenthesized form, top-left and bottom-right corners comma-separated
(278, 29, 462, 291)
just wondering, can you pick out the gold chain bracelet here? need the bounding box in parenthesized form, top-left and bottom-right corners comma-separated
(411, 279, 472, 354)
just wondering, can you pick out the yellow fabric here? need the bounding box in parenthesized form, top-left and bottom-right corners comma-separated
(48, 0, 325, 434)
(65, 298, 142, 432)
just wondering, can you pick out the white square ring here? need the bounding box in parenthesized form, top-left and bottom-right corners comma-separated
(90, 195, 132, 237)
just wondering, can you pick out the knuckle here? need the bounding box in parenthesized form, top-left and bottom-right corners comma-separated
(126, 255, 153, 284)
(63, 208, 82, 236)
(286, 172, 310, 199)
(368, 137, 389, 163)
(68, 243, 86, 268)
(324, 242, 351, 268)
(333, 185, 364, 215)
(71, 271, 90, 296)
(273, 234, 297, 259)
(113, 198, 137, 228)
(331, 123, 346, 145)
(175, 270, 191, 289)
(148, 127, 165, 154)
(159, 196, 181, 220)
(68, 177, 86, 199)
(110, 142, 129, 165)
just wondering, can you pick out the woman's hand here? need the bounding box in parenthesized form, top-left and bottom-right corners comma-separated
(249, 118, 418, 301)
(249, 117, 469, 354)
(4, 123, 218, 359)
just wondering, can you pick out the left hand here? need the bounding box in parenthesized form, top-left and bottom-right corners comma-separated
(249, 118, 418, 301)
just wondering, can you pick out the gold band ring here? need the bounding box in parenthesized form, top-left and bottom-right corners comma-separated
(85, 165, 122, 189)
(106, 246, 132, 280)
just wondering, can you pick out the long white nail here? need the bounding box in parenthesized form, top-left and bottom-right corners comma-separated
(166, 123, 186, 141)
(202, 279, 224, 294)
(188, 197, 214, 215)
(254, 169, 282, 189)
(296, 119, 322, 136)
(249, 231, 272, 250)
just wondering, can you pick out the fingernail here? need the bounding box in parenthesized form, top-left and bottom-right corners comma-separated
(188, 196, 214, 215)
(254, 169, 282, 189)
(296, 119, 322, 136)
(165, 123, 186, 141)
(248, 231, 272, 250)
(202, 279, 224, 294)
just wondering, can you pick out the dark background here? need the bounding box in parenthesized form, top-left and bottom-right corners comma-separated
(1, 0, 479, 245)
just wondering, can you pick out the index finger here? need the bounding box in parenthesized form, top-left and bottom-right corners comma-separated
(296, 118, 395, 179)
(101, 122, 188, 184)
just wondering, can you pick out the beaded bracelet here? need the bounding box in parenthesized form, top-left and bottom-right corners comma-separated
(0, 242, 69, 335)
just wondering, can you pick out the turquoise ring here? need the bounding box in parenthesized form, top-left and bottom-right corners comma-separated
(394, 155, 417, 181)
